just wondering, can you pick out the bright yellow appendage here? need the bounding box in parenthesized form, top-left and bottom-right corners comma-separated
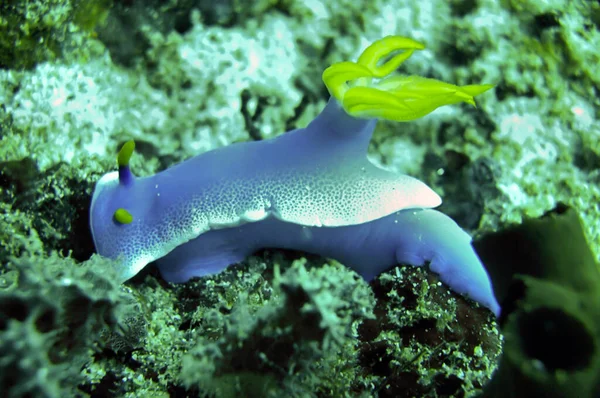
(322, 36, 494, 121)
(118, 140, 135, 167)
(114, 208, 133, 224)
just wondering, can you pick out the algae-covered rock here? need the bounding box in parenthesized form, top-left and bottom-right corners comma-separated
(0, 0, 112, 70)
(179, 257, 376, 397)
(0, 253, 145, 397)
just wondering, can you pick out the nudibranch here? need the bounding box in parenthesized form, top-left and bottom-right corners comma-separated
(90, 36, 500, 316)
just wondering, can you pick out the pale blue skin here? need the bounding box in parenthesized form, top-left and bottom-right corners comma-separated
(90, 98, 500, 316)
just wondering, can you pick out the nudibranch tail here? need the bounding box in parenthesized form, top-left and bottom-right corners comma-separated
(118, 140, 135, 186)
(322, 35, 494, 121)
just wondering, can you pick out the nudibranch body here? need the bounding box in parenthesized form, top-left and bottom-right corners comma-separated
(90, 36, 500, 316)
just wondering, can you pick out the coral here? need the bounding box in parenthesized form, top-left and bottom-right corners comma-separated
(0, 59, 167, 172)
(179, 257, 375, 396)
(0, 156, 98, 261)
(140, 9, 303, 147)
(0, 291, 70, 397)
(359, 266, 501, 397)
(501, 0, 600, 91)
(100, 288, 148, 353)
(0, 253, 144, 397)
(0, 203, 45, 267)
(72, 251, 500, 396)
(173, 254, 500, 397)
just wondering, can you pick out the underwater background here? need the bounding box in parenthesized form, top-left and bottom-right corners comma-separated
(0, 0, 599, 397)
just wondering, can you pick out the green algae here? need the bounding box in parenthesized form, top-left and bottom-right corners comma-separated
(0, 0, 112, 69)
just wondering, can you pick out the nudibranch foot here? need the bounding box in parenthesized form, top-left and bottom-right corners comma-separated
(156, 209, 500, 316)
